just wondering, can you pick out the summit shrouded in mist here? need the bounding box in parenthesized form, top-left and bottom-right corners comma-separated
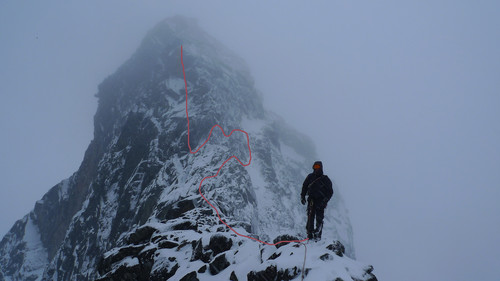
(0, 16, 374, 281)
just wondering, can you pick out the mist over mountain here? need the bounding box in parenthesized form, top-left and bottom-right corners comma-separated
(0, 16, 375, 281)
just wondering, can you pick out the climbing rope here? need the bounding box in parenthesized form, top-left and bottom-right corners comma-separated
(300, 242, 307, 281)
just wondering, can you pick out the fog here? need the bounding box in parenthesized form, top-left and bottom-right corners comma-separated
(1, 1, 499, 280)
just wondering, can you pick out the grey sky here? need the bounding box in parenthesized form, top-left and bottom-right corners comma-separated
(1, 1, 499, 280)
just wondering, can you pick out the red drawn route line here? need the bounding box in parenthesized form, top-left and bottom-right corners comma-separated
(181, 45, 308, 246)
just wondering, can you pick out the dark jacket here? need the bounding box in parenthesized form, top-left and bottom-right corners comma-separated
(301, 167, 333, 207)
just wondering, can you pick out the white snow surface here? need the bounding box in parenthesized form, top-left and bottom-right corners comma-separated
(164, 77, 186, 96)
(19, 215, 48, 281)
(57, 178, 71, 201)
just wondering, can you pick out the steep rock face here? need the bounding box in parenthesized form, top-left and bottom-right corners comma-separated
(0, 16, 359, 280)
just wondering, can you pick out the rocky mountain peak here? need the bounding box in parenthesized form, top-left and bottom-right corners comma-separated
(0, 15, 373, 281)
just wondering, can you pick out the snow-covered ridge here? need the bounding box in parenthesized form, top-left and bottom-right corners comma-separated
(96, 222, 375, 281)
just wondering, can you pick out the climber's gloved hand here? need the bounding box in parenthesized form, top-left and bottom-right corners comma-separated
(322, 198, 329, 208)
(301, 197, 306, 205)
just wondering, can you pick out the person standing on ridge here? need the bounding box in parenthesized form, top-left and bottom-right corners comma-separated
(301, 161, 333, 241)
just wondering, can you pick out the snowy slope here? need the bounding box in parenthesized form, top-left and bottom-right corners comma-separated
(0, 214, 48, 281)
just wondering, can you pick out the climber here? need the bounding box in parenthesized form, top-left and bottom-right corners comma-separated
(301, 161, 333, 241)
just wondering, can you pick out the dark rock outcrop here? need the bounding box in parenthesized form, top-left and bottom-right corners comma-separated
(273, 234, 299, 249)
(150, 263, 179, 281)
(208, 234, 233, 256)
(247, 265, 300, 281)
(171, 220, 198, 231)
(327, 240, 346, 257)
(209, 254, 230, 275)
(126, 225, 157, 245)
(230, 270, 239, 281)
(179, 271, 199, 281)
(320, 253, 334, 261)
(97, 244, 146, 276)
(197, 265, 207, 273)
(247, 265, 278, 281)
(157, 199, 196, 221)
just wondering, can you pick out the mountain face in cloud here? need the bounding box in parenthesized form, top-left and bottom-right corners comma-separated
(0, 16, 373, 281)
